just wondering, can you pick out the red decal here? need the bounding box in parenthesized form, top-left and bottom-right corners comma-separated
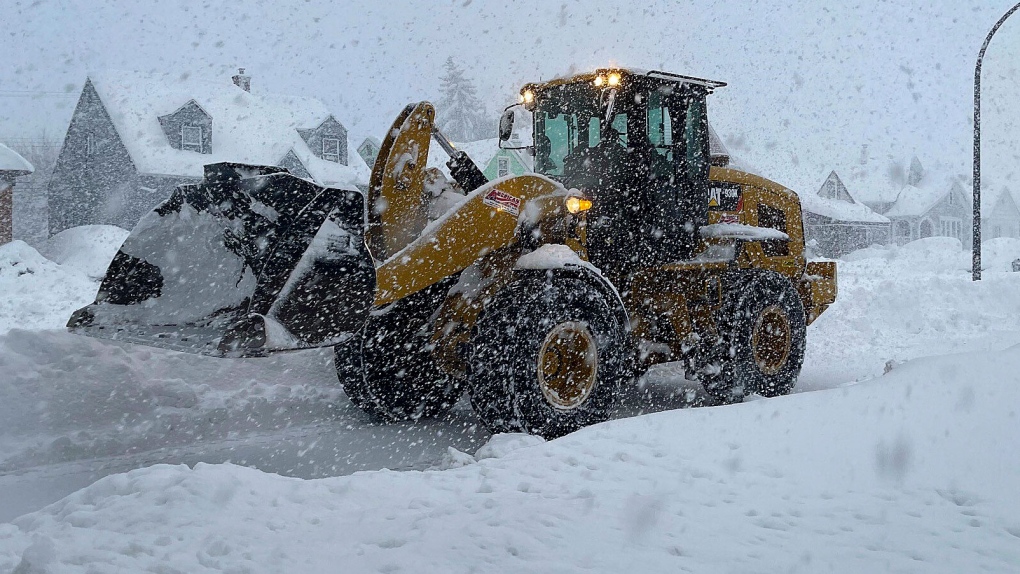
(483, 189, 522, 217)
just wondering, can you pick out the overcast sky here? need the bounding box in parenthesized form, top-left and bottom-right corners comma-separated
(3, 0, 1020, 199)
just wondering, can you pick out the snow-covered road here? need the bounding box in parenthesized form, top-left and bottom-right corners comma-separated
(2, 231, 1020, 571)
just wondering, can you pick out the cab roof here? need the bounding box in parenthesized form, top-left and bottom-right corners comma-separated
(525, 68, 727, 95)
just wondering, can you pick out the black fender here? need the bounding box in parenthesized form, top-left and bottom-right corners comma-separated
(501, 263, 631, 336)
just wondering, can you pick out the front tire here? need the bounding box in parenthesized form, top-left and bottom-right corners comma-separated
(468, 275, 630, 439)
(335, 288, 463, 422)
(699, 270, 806, 402)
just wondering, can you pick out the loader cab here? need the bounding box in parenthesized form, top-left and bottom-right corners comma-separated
(516, 69, 725, 277)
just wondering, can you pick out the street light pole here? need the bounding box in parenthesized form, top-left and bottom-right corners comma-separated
(974, 2, 1020, 281)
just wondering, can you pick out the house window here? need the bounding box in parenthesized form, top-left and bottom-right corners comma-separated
(939, 217, 962, 239)
(181, 125, 203, 153)
(85, 133, 95, 156)
(497, 156, 510, 177)
(894, 220, 910, 238)
(322, 137, 341, 162)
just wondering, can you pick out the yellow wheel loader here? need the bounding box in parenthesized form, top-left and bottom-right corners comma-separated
(69, 68, 836, 438)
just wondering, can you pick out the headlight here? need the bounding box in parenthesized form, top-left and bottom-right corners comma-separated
(607, 72, 621, 87)
(521, 90, 535, 104)
(565, 196, 593, 214)
(593, 75, 606, 87)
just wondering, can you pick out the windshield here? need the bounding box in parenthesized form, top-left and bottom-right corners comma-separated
(533, 84, 610, 178)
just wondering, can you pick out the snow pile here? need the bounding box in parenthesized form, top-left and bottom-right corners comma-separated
(699, 222, 790, 240)
(39, 224, 128, 279)
(801, 237, 1020, 387)
(516, 243, 592, 270)
(2, 344, 1018, 572)
(0, 330, 344, 473)
(0, 241, 96, 335)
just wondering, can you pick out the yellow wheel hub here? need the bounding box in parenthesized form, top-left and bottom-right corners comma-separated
(537, 321, 598, 411)
(752, 305, 792, 375)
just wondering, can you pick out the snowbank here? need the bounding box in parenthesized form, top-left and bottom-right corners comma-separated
(0, 241, 96, 335)
(0, 329, 344, 472)
(2, 344, 1018, 573)
(800, 237, 1020, 388)
(39, 225, 128, 279)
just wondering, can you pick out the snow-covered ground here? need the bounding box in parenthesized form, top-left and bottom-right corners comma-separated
(1, 228, 1019, 572)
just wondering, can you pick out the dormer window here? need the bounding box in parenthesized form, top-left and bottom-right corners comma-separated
(182, 125, 203, 153)
(322, 137, 341, 163)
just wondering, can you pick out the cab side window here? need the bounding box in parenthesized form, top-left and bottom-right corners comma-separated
(646, 88, 676, 182)
(757, 203, 790, 256)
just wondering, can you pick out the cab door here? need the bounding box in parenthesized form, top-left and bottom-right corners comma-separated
(641, 86, 709, 265)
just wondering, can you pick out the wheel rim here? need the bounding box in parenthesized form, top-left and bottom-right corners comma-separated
(537, 321, 599, 411)
(752, 305, 792, 375)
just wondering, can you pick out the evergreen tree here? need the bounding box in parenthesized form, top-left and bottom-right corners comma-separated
(435, 57, 491, 142)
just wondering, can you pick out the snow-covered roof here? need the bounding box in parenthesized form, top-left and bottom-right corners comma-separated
(708, 124, 728, 160)
(977, 184, 1019, 216)
(884, 185, 943, 218)
(87, 70, 370, 189)
(426, 137, 501, 177)
(454, 138, 501, 169)
(798, 190, 889, 223)
(0, 143, 34, 174)
(882, 173, 967, 218)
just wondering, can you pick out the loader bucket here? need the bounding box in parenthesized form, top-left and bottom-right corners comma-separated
(67, 162, 376, 357)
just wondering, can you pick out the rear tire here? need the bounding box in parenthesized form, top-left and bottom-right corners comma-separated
(698, 270, 806, 402)
(335, 302, 462, 423)
(468, 275, 629, 439)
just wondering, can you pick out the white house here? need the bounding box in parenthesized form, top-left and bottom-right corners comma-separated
(981, 186, 1020, 240)
(800, 170, 889, 257)
(883, 159, 970, 245)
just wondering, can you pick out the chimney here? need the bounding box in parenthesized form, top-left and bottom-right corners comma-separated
(232, 68, 251, 92)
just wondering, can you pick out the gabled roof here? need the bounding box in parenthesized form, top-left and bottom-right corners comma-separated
(817, 171, 857, 203)
(980, 185, 1020, 218)
(884, 184, 951, 218)
(85, 70, 369, 189)
(798, 189, 888, 223)
(708, 124, 728, 161)
(0, 143, 34, 174)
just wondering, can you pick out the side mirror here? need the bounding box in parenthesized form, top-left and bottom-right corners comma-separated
(499, 108, 515, 142)
(497, 104, 533, 151)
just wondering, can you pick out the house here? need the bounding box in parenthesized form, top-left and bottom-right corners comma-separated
(800, 171, 890, 257)
(48, 69, 370, 234)
(484, 144, 533, 179)
(357, 136, 382, 169)
(981, 186, 1020, 240)
(0, 143, 35, 245)
(427, 137, 531, 181)
(882, 159, 970, 245)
